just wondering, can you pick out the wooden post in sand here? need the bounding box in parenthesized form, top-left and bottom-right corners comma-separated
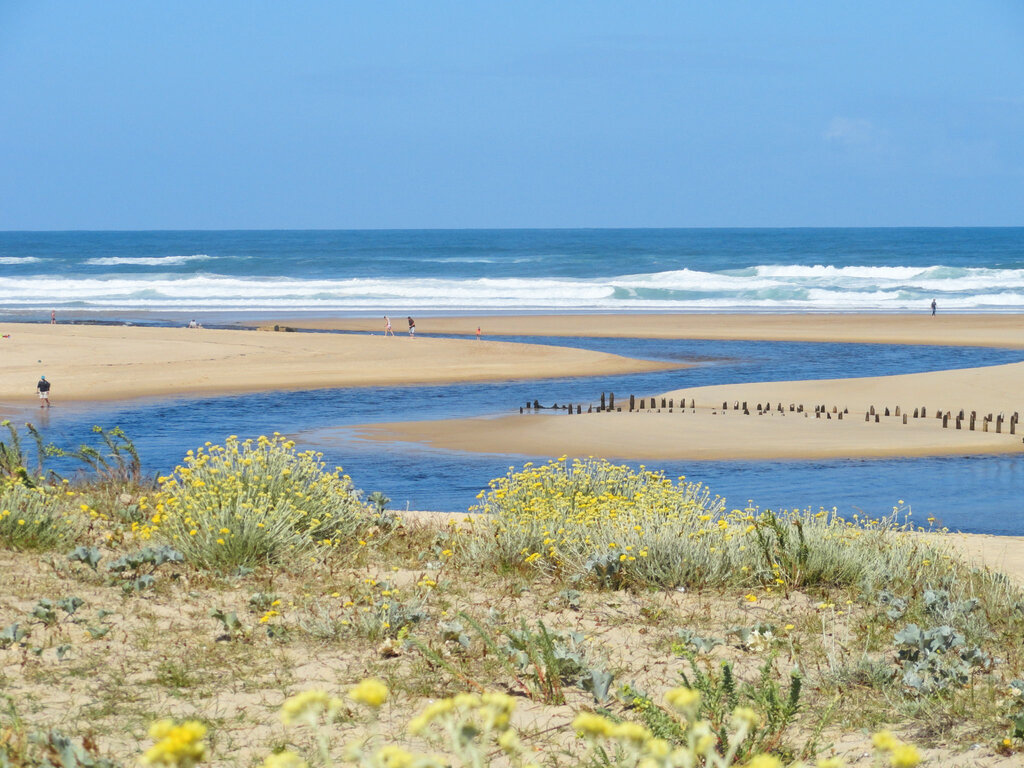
(869, 405, 875, 416)
(577, 404, 582, 414)
(913, 408, 919, 418)
(955, 415, 961, 429)
(599, 392, 606, 411)
(895, 406, 901, 417)
(921, 407, 927, 418)
(661, 398, 667, 409)
(608, 392, 615, 411)
(723, 401, 728, 411)
(903, 414, 908, 424)
(970, 413, 976, 431)
(865, 411, 870, 422)
(668, 398, 674, 411)
(939, 412, 946, 427)
(875, 414, 880, 423)
(996, 414, 1003, 433)
(884, 407, 890, 417)
(629, 394, 635, 412)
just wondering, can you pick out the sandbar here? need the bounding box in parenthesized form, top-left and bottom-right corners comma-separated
(355, 361, 1024, 461)
(265, 313, 1024, 348)
(0, 323, 677, 404)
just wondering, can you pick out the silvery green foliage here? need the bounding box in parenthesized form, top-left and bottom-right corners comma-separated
(877, 590, 908, 621)
(108, 546, 183, 591)
(0, 622, 28, 649)
(894, 623, 990, 694)
(674, 628, 723, 654)
(68, 546, 103, 571)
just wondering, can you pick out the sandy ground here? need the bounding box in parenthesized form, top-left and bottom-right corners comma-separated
(266, 313, 1024, 348)
(355, 358, 1024, 460)
(0, 323, 677, 404)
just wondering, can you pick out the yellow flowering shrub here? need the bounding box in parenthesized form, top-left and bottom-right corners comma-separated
(151, 435, 372, 569)
(466, 459, 943, 591)
(0, 483, 81, 551)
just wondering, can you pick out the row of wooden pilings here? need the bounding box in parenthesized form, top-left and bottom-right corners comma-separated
(519, 393, 1022, 437)
(520, 393, 697, 415)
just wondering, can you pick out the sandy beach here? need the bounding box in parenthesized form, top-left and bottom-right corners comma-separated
(0, 323, 678, 404)
(356, 358, 1024, 461)
(268, 313, 1024, 348)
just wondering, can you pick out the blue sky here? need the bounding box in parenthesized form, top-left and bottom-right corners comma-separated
(1, 2, 1022, 229)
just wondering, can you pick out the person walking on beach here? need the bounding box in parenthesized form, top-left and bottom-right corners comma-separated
(50, 310, 56, 325)
(476, 326, 482, 340)
(407, 316, 416, 338)
(36, 375, 51, 408)
(931, 299, 937, 316)
(384, 316, 394, 336)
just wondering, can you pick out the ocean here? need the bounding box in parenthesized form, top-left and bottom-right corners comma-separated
(1, 228, 1022, 532)
(1, 228, 1024, 315)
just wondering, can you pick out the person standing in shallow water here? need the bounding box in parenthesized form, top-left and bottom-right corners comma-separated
(37, 375, 51, 408)
(384, 316, 394, 336)
(931, 299, 937, 316)
(407, 316, 415, 338)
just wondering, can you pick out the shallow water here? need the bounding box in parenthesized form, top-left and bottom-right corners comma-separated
(15, 335, 1023, 533)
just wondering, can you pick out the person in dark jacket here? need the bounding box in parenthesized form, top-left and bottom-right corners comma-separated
(37, 375, 51, 408)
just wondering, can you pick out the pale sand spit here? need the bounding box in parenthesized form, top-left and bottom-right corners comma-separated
(266, 312, 1024, 348)
(0, 323, 678, 404)
(355, 361, 1024, 460)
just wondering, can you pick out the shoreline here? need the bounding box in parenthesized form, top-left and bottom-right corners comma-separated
(263, 312, 1024, 349)
(0, 322, 679, 405)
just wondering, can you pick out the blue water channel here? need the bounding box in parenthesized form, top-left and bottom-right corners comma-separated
(12, 335, 1024, 534)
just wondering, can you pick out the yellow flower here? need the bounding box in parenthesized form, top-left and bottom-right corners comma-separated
(281, 690, 340, 725)
(141, 719, 207, 767)
(259, 751, 308, 768)
(744, 756, 782, 768)
(349, 678, 388, 708)
(816, 758, 844, 768)
(571, 712, 614, 738)
(610, 721, 651, 744)
(664, 687, 700, 714)
(732, 706, 760, 730)
(872, 730, 899, 752)
(374, 746, 414, 768)
(889, 744, 921, 768)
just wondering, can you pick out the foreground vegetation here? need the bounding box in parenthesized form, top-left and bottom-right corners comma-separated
(2, 424, 1024, 767)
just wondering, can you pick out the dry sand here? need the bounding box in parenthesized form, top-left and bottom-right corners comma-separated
(0, 323, 677, 404)
(356, 360, 1024, 460)
(267, 313, 1024, 348)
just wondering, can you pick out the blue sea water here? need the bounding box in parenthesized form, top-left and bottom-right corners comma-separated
(1, 228, 1024, 313)
(1, 229, 1023, 532)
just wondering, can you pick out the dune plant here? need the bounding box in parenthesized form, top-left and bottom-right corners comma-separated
(465, 458, 945, 591)
(0, 483, 81, 551)
(150, 435, 372, 570)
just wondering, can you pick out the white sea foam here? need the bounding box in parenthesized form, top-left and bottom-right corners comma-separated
(1, 264, 1021, 312)
(0, 256, 41, 264)
(84, 254, 212, 266)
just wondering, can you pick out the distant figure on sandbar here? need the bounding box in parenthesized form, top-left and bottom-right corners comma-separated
(476, 326, 481, 340)
(50, 310, 56, 325)
(188, 319, 198, 328)
(384, 315, 394, 336)
(931, 299, 937, 316)
(407, 316, 416, 338)
(37, 375, 51, 408)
